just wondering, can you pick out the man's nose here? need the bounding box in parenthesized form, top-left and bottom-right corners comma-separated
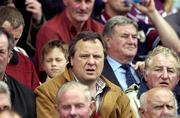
(79, 1, 87, 10)
(88, 56, 95, 64)
(161, 69, 169, 80)
(70, 106, 76, 115)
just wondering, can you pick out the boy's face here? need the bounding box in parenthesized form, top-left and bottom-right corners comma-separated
(43, 47, 67, 78)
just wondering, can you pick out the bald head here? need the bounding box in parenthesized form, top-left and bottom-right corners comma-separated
(139, 87, 178, 118)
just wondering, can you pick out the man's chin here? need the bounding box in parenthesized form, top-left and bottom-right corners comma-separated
(159, 84, 170, 88)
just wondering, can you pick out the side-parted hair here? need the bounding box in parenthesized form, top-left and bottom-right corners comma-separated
(56, 81, 92, 106)
(68, 31, 107, 58)
(144, 46, 180, 76)
(103, 15, 138, 37)
(0, 6, 25, 28)
(0, 27, 14, 51)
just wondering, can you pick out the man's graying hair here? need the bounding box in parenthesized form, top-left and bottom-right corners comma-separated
(0, 81, 11, 104)
(103, 15, 138, 37)
(144, 46, 180, 76)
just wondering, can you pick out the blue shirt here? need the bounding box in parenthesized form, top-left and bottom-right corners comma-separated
(107, 56, 140, 91)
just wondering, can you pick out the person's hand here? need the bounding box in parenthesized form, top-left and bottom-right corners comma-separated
(25, 0, 42, 24)
(133, 0, 156, 17)
(132, 61, 145, 74)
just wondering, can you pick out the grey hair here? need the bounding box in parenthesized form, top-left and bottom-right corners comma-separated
(144, 46, 180, 76)
(56, 81, 92, 106)
(103, 15, 138, 37)
(0, 81, 11, 105)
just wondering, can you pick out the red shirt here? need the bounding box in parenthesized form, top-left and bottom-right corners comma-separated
(35, 10, 104, 81)
(6, 51, 40, 90)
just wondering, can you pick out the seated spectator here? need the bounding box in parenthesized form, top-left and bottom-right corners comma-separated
(139, 87, 178, 118)
(56, 81, 95, 118)
(0, 27, 36, 118)
(102, 16, 141, 92)
(0, 6, 40, 90)
(35, 0, 104, 81)
(35, 31, 134, 118)
(41, 40, 67, 82)
(0, 81, 11, 111)
(96, 0, 180, 59)
(127, 46, 180, 117)
(0, 109, 22, 118)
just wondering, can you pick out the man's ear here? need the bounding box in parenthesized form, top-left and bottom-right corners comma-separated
(7, 50, 13, 63)
(143, 71, 148, 82)
(55, 104, 59, 112)
(104, 36, 111, 48)
(89, 100, 96, 117)
(138, 107, 145, 118)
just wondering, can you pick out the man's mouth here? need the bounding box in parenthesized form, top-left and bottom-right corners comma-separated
(159, 82, 169, 87)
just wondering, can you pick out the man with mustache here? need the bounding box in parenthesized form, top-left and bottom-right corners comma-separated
(35, 0, 104, 82)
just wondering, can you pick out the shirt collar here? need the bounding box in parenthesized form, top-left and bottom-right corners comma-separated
(107, 56, 122, 71)
(100, 10, 111, 23)
(107, 55, 133, 69)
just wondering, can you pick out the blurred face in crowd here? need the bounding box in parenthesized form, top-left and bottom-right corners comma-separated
(2, 21, 23, 46)
(0, 93, 11, 111)
(0, 34, 12, 79)
(106, 24, 138, 64)
(63, 0, 95, 24)
(103, 0, 132, 16)
(139, 88, 177, 118)
(144, 53, 179, 90)
(70, 39, 104, 84)
(43, 47, 67, 78)
(0, 110, 21, 118)
(57, 89, 94, 118)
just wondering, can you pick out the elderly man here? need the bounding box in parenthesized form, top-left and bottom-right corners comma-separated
(102, 15, 141, 91)
(128, 46, 180, 117)
(35, 0, 104, 82)
(0, 6, 40, 90)
(139, 87, 178, 118)
(97, 0, 180, 58)
(0, 27, 36, 118)
(138, 46, 180, 111)
(35, 31, 134, 118)
(56, 81, 95, 118)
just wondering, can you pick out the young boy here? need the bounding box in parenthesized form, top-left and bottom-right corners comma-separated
(41, 40, 67, 81)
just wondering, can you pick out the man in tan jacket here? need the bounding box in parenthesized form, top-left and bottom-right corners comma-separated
(35, 31, 135, 118)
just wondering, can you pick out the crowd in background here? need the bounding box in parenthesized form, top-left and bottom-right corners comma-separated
(0, 0, 180, 118)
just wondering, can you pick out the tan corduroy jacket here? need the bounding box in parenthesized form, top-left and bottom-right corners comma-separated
(34, 67, 135, 118)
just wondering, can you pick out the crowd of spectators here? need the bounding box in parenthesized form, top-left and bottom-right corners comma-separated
(0, 0, 180, 118)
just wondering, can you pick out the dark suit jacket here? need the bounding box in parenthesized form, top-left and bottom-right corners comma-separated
(6, 74, 36, 118)
(102, 58, 141, 90)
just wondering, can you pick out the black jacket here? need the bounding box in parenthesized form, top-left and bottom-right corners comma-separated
(5, 74, 36, 118)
